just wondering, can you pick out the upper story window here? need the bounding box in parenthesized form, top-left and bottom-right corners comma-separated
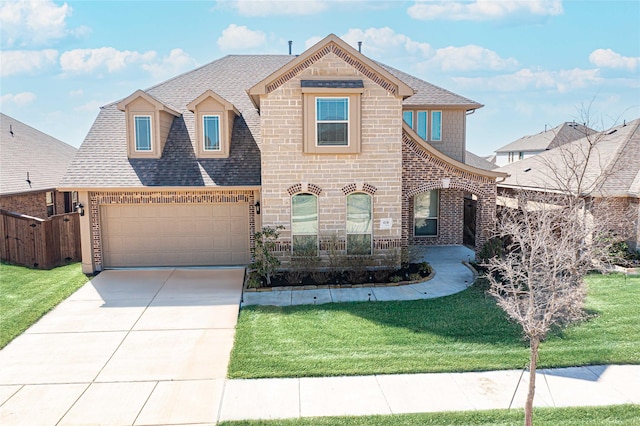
(403, 111, 413, 127)
(291, 193, 318, 256)
(301, 80, 363, 154)
(316, 97, 349, 146)
(346, 193, 372, 255)
(414, 190, 439, 237)
(203, 115, 221, 151)
(403, 109, 443, 143)
(134, 115, 152, 151)
(187, 90, 238, 159)
(431, 111, 442, 141)
(117, 90, 180, 159)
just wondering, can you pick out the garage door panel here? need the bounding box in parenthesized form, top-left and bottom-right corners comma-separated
(101, 203, 250, 267)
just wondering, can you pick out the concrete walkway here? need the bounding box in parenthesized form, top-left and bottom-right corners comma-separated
(218, 364, 640, 421)
(0, 268, 245, 426)
(243, 245, 476, 306)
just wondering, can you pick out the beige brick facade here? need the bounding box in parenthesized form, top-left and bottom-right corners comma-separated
(258, 52, 404, 265)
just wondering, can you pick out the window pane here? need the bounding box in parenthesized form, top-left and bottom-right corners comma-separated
(317, 98, 348, 121)
(415, 219, 437, 236)
(203, 116, 220, 150)
(431, 111, 442, 141)
(417, 111, 427, 140)
(414, 191, 438, 236)
(292, 194, 318, 235)
(347, 193, 372, 234)
(317, 122, 348, 146)
(134, 116, 151, 151)
(403, 111, 413, 127)
(347, 234, 372, 255)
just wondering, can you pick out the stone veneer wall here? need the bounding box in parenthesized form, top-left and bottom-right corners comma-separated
(258, 50, 404, 267)
(402, 133, 497, 251)
(88, 190, 257, 271)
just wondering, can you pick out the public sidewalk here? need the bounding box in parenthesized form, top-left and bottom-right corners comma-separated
(242, 245, 476, 306)
(217, 364, 640, 421)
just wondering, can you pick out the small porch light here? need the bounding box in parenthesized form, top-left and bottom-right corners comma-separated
(254, 201, 260, 215)
(76, 203, 85, 216)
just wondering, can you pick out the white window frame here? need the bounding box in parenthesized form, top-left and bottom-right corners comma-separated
(315, 97, 350, 147)
(431, 110, 442, 141)
(202, 115, 221, 151)
(291, 193, 319, 256)
(414, 190, 439, 237)
(134, 115, 153, 152)
(346, 192, 373, 255)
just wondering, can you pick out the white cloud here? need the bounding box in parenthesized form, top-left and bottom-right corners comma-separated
(1, 91, 36, 106)
(339, 27, 433, 58)
(0, 0, 78, 47)
(589, 48, 639, 71)
(408, 0, 563, 21)
(225, 0, 327, 16)
(69, 89, 83, 97)
(427, 45, 519, 71)
(142, 48, 198, 80)
(74, 99, 106, 112)
(306, 28, 515, 73)
(0, 49, 58, 77)
(217, 25, 266, 51)
(59, 47, 156, 74)
(453, 67, 601, 93)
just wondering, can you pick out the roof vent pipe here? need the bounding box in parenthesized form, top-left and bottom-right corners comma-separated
(358, 41, 362, 53)
(288, 40, 292, 55)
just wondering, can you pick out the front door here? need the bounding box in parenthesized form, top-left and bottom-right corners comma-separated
(463, 196, 476, 247)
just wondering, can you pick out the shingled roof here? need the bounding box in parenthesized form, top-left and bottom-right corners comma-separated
(495, 122, 593, 153)
(1, 113, 77, 196)
(61, 50, 483, 189)
(497, 119, 640, 197)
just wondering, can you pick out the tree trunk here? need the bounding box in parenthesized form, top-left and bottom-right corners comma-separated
(525, 336, 539, 426)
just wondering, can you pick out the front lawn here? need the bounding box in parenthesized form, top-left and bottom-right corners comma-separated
(0, 262, 89, 348)
(229, 273, 639, 379)
(220, 405, 640, 426)
(218, 405, 640, 425)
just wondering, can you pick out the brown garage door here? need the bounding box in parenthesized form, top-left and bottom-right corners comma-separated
(101, 203, 250, 267)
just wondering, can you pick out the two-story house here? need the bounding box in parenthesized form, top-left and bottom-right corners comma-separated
(60, 34, 506, 274)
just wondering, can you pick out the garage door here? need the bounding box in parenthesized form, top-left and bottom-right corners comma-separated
(101, 203, 250, 267)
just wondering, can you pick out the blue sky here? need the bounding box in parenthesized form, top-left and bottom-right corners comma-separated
(1, 0, 638, 156)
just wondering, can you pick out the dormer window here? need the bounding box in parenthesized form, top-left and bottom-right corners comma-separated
(134, 115, 152, 151)
(117, 90, 180, 159)
(187, 90, 238, 159)
(203, 115, 221, 151)
(301, 80, 363, 154)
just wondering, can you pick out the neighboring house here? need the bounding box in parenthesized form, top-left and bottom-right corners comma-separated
(466, 150, 498, 171)
(496, 118, 640, 251)
(0, 113, 78, 218)
(494, 122, 593, 167)
(60, 34, 506, 274)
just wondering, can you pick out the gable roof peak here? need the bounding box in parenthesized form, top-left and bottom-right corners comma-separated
(116, 89, 181, 116)
(248, 33, 414, 108)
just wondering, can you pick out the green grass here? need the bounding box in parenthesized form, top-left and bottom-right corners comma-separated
(218, 405, 640, 425)
(229, 274, 640, 379)
(0, 262, 89, 348)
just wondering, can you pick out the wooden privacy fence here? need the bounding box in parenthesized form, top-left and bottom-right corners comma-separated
(0, 210, 81, 269)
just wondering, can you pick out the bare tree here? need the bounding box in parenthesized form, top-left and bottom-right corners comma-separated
(485, 114, 635, 426)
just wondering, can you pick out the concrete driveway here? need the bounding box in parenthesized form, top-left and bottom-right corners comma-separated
(0, 267, 245, 425)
